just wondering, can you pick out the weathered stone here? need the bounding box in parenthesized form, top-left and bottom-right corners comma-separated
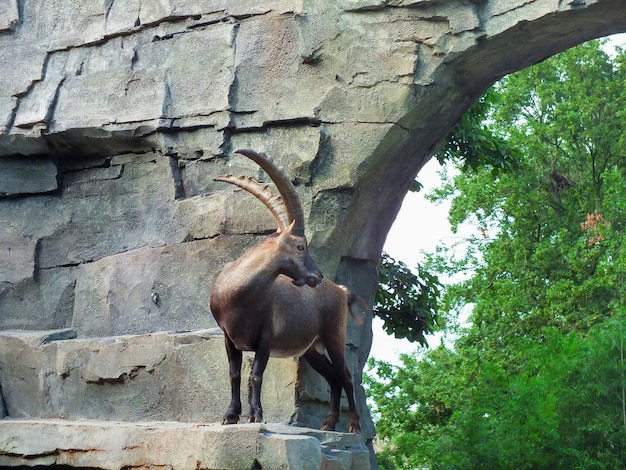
(0, 226, 36, 284)
(0, 329, 297, 424)
(0, 157, 58, 196)
(11, 51, 72, 132)
(175, 191, 227, 238)
(36, 153, 179, 269)
(0, 420, 369, 470)
(0, 268, 77, 330)
(231, 14, 329, 128)
(263, 424, 371, 469)
(0, 42, 45, 141)
(0, 384, 6, 419)
(71, 240, 222, 337)
(0, 0, 18, 32)
(259, 433, 323, 470)
(229, 125, 322, 184)
(157, 127, 227, 161)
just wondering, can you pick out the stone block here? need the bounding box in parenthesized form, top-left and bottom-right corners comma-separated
(37, 153, 179, 270)
(0, 329, 297, 424)
(259, 432, 323, 470)
(104, 0, 141, 34)
(0, 40, 46, 137)
(11, 51, 74, 131)
(0, 0, 18, 31)
(0, 384, 6, 419)
(154, 24, 235, 120)
(0, 268, 76, 330)
(229, 125, 322, 185)
(46, 22, 235, 134)
(0, 420, 259, 469)
(69, 236, 254, 337)
(157, 127, 227, 160)
(0, 226, 36, 284)
(0, 157, 58, 196)
(0, 420, 370, 470)
(263, 424, 370, 470)
(32, 1, 107, 51)
(231, 14, 328, 128)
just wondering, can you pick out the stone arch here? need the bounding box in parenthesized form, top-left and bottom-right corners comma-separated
(317, 0, 626, 284)
(297, 0, 626, 442)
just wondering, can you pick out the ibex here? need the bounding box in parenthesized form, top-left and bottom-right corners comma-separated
(209, 149, 362, 434)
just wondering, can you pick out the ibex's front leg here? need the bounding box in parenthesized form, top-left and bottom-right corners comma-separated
(248, 330, 271, 423)
(223, 335, 242, 425)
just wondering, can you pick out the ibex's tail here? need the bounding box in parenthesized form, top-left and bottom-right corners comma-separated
(340, 285, 367, 325)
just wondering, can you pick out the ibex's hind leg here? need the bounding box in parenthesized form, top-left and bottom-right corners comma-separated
(324, 344, 361, 434)
(223, 335, 243, 425)
(339, 364, 361, 434)
(303, 349, 343, 432)
(248, 330, 271, 423)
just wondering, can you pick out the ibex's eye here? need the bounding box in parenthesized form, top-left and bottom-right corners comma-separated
(297, 244, 305, 252)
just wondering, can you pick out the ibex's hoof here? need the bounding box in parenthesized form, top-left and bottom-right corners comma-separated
(222, 414, 240, 425)
(320, 420, 337, 432)
(348, 424, 361, 434)
(247, 413, 263, 423)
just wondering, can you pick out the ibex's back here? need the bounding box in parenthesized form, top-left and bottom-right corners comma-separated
(209, 149, 361, 433)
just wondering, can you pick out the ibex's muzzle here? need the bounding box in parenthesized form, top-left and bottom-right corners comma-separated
(307, 271, 324, 288)
(292, 270, 323, 288)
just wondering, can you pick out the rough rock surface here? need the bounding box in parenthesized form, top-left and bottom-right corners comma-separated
(0, 329, 297, 425)
(1, 0, 625, 467)
(0, 420, 370, 470)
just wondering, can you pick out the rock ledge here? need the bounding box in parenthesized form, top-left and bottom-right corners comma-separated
(0, 419, 370, 470)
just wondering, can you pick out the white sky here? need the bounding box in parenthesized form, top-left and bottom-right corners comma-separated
(370, 158, 453, 363)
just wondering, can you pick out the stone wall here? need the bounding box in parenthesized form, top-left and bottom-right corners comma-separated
(2, 0, 624, 332)
(1, 0, 626, 467)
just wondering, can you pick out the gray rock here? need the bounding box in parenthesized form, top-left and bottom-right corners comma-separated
(0, 420, 369, 470)
(0, 0, 18, 32)
(0, 383, 6, 419)
(0, 328, 297, 424)
(0, 268, 77, 330)
(0, 157, 58, 196)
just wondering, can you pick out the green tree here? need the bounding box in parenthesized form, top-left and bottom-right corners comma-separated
(368, 315, 626, 469)
(367, 39, 626, 468)
(375, 253, 442, 346)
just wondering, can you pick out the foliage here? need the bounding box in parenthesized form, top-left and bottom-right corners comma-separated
(374, 253, 442, 347)
(434, 87, 520, 175)
(368, 39, 626, 468)
(367, 312, 626, 469)
(433, 40, 626, 345)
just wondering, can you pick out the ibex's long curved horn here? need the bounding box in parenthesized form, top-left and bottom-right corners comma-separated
(234, 149, 305, 236)
(215, 174, 290, 232)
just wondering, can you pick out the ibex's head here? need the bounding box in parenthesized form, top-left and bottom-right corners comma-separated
(215, 149, 323, 288)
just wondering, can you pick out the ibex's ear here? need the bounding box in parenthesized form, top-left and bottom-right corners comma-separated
(276, 219, 296, 235)
(284, 219, 297, 235)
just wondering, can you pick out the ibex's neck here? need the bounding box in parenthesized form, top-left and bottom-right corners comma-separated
(218, 239, 281, 304)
